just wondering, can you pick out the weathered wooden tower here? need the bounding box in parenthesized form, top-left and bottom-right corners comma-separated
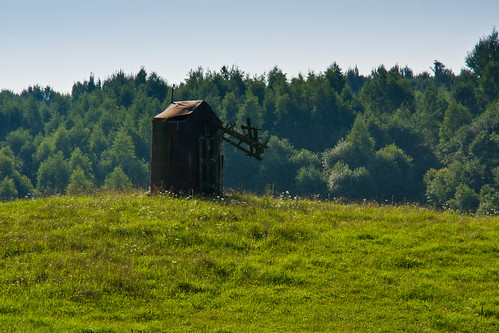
(150, 100, 267, 195)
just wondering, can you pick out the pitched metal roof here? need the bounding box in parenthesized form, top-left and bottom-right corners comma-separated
(154, 100, 204, 120)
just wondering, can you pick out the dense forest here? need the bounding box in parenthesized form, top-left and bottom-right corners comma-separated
(0, 29, 498, 214)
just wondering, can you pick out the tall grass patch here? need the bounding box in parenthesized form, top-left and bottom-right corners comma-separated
(0, 191, 497, 331)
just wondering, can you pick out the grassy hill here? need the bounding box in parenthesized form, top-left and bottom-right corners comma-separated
(0, 191, 498, 332)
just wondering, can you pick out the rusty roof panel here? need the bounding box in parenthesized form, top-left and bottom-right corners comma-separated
(154, 100, 204, 120)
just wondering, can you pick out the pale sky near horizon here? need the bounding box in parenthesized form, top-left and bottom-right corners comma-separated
(1, 0, 498, 94)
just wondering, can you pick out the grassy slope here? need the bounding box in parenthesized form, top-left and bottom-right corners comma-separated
(0, 191, 498, 332)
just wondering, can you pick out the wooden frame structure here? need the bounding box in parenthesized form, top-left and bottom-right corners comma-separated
(150, 100, 268, 195)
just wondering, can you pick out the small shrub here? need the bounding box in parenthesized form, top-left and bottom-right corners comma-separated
(103, 167, 132, 191)
(0, 177, 17, 201)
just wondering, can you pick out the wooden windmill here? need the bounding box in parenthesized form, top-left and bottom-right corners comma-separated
(150, 100, 268, 195)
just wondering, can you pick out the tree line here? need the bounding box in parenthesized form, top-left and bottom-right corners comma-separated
(0, 29, 498, 214)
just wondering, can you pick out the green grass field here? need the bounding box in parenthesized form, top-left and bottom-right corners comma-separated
(0, 191, 498, 332)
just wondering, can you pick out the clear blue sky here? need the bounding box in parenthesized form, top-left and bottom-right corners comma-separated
(1, 0, 498, 93)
